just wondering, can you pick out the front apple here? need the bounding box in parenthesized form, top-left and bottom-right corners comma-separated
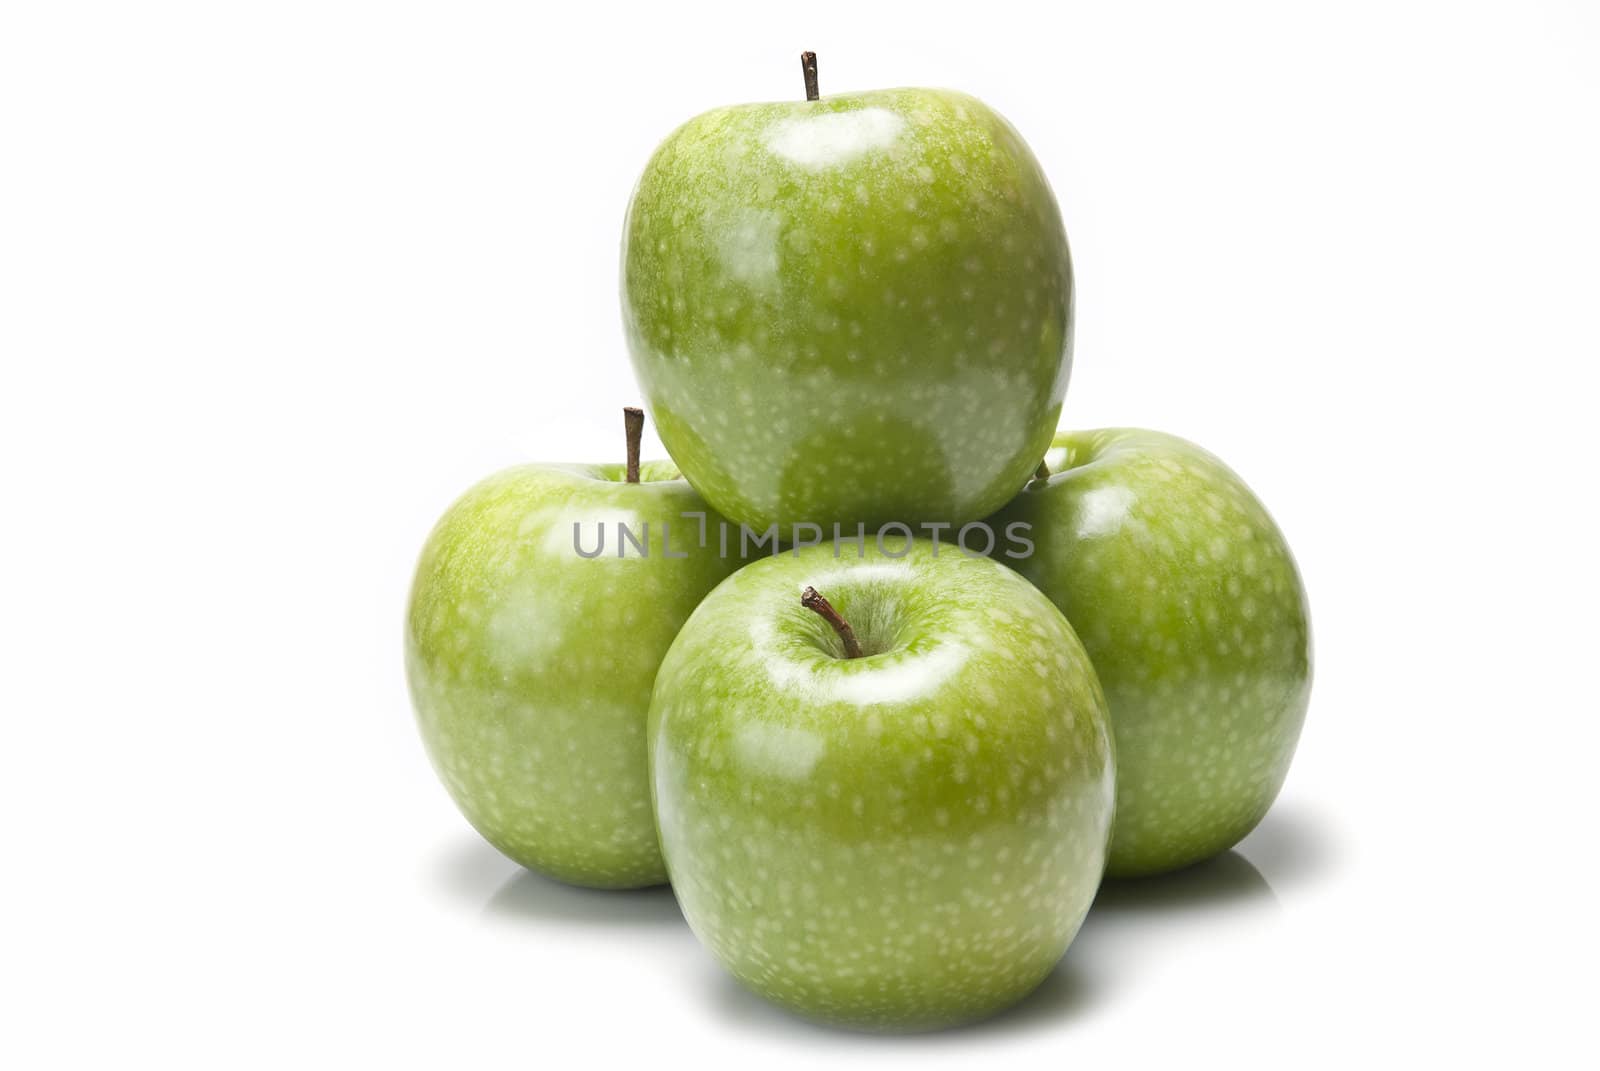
(622, 59, 1073, 532)
(648, 540, 1114, 1030)
(993, 429, 1313, 877)
(405, 413, 748, 888)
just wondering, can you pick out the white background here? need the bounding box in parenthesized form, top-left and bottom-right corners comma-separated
(3, 1, 1597, 1067)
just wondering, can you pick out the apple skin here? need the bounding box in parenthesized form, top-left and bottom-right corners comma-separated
(622, 87, 1073, 532)
(991, 429, 1312, 877)
(405, 460, 747, 888)
(648, 540, 1114, 1031)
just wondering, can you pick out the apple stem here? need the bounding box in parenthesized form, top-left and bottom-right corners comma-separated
(624, 406, 644, 483)
(801, 51, 819, 101)
(801, 586, 863, 659)
(1033, 460, 1051, 482)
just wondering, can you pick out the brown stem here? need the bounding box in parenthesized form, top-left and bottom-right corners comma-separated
(800, 51, 819, 101)
(801, 586, 862, 659)
(624, 407, 644, 483)
(1033, 460, 1051, 482)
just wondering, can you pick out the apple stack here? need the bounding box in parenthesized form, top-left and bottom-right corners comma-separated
(406, 53, 1311, 1033)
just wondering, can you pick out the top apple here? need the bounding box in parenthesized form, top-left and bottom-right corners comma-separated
(622, 61, 1073, 532)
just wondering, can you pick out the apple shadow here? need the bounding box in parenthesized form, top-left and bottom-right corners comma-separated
(431, 834, 523, 903)
(1233, 800, 1341, 890)
(431, 834, 689, 930)
(484, 869, 686, 929)
(1091, 847, 1279, 915)
(1086, 800, 1339, 918)
(964, 848, 1282, 1040)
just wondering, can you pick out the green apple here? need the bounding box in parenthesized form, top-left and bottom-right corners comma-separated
(648, 539, 1114, 1030)
(622, 56, 1073, 532)
(992, 429, 1312, 877)
(405, 411, 748, 888)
